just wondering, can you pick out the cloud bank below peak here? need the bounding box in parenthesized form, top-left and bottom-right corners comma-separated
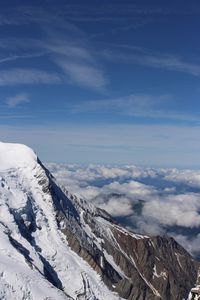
(46, 163, 200, 258)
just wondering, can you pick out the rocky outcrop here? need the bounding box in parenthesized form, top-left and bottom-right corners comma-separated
(188, 268, 200, 300)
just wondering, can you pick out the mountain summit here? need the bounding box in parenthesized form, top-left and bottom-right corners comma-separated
(0, 142, 37, 170)
(0, 142, 198, 300)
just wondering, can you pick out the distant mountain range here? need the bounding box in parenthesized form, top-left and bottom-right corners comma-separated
(0, 142, 198, 300)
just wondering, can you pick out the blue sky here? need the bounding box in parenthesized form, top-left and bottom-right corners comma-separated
(1, 0, 200, 167)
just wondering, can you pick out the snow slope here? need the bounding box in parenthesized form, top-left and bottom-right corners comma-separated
(0, 142, 121, 300)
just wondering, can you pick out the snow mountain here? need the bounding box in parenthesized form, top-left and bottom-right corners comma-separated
(0, 142, 198, 300)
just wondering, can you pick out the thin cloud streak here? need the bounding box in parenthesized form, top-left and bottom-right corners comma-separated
(68, 94, 200, 123)
(0, 114, 34, 119)
(1, 3, 198, 28)
(6, 93, 30, 108)
(57, 60, 107, 90)
(0, 37, 107, 90)
(102, 48, 200, 77)
(0, 4, 170, 26)
(42, 30, 108, 90)
(0, 5, 197, 92)
(0, 6, 108, 91)
(0, 51, 49, 64)
(0, 68, 61, 86)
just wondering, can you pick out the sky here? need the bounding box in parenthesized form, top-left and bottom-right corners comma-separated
(1, 0, 200, 167)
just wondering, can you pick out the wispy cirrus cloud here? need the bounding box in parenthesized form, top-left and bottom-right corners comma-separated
(134, 53, 200, 76)
(44, 32, 108, 90)
(0, 4, 169, 26)
(57, 60, 107, 90)
(67, 93, 199, 123)
(0, 2, 199, 95)
(1, 3, 197, 28)
(0, 51, 49, 64)
(0, 68, 61, 86)
(102, 46, 200, 77)
(0, 40, 108, 91)
(47, 44, 94, 62)
(0, 5, 108, 91)
(0, 35, 107, 90)
(6, 93, 30, 108)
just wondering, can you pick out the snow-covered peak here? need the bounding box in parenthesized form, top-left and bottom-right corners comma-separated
(0, 141, 122, 300)
(0, 141, 197, 300)
(0, 142, 37, 171)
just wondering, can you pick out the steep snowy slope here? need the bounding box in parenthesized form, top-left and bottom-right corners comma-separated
(0, 142, 198, 300)
(0, 142, 121, 300)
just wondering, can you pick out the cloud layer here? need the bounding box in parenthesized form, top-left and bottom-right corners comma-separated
(46, 163, 200, 258)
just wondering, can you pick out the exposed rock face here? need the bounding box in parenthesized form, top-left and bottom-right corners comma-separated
(37, 160, 199, 300)
(188, 268, 200, 300)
